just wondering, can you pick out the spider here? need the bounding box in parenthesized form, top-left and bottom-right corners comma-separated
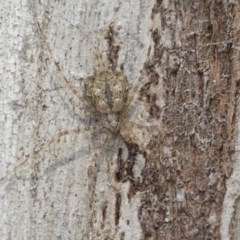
(1, 23, 160, 228)
(2, 22, 158, 174)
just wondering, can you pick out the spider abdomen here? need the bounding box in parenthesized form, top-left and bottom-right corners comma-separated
(85, 71, 129, 114)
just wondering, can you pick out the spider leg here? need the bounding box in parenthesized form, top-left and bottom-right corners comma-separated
(94, 46, 108, 72)
(37, 23, 87, 117)
(87, 131, 109, 230)
(122, 74, 145, 115)
(0, 127, 92, 182)
(120, 119, 162, 156)
(87, 131, 108, 206)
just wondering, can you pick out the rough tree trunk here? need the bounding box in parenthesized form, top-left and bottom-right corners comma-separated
(1, 0, 240, 239)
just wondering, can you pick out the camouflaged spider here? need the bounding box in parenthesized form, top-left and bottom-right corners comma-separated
(0, 26, 161, 240)
(0, 23, 156, 185)
(37, 25, 151, 151)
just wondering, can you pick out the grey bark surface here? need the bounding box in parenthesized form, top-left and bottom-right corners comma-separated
(1, 0, 240, 239)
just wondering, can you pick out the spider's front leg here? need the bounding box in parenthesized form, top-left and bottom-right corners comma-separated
(37, 23, 89, 118)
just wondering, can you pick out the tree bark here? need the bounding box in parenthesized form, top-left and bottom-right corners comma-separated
(1, 0, 239, 239)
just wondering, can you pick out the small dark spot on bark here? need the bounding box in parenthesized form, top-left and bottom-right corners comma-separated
(104, 22, 120, 70)
(115, 148, 124, 182)
(115, 193, 121, 226)
(42, 104, 47, 110)
(152, 0, 163, 16)
(150, 104, 161, 119)
(151, 29, 161, 45)
(115, 142, 139, 183)
(120, 232, 125, 240)
(101, 203, 108, 228)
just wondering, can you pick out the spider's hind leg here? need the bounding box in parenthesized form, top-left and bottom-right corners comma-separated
(0, 127, 92, 182)
(87, 130, 114, 233)
(87, 130, 110, 207)
(120, 118, 164, 159)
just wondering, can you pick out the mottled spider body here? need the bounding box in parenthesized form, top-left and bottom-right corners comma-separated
(85, 71, 129, 115)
